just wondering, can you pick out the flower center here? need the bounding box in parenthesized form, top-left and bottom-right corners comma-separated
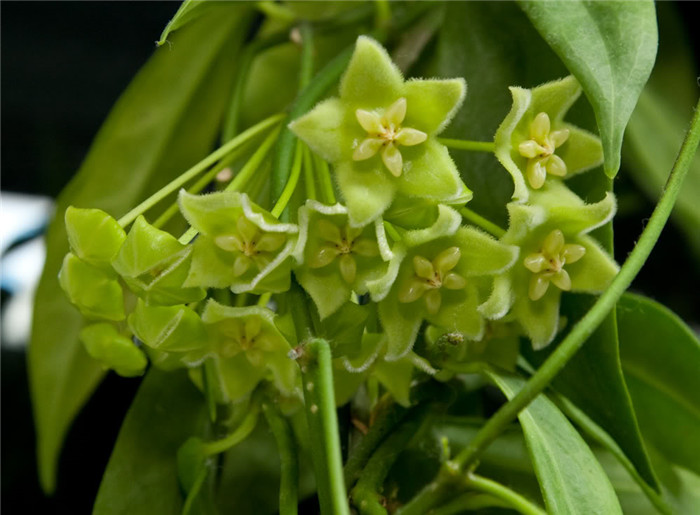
(523, 229, 586, 301)
(517, 112, 570, 189)
(352, 97, 427, 177)
(307, 219, 379, 284)
(398, 247, 467, 315)
(213, 215, 287, 277)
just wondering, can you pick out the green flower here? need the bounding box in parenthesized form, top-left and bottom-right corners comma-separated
(293, 201, 392, 319)
(368, 205, 518, 360)
(128, 299, 210, 370)
(200, 301, 297, 401)
(290, 36, 471, 227)
(80, 323, 147, 377)
(495, 76, 603, 201)
(112, 216, 206, 305)
(479, 182, 619, 349)
(179, 190, 298, 294)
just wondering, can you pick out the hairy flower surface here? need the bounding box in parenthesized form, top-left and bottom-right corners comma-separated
(479, 182, 619, 348)
(368, 205, 518, 360)
(495, 76, 604, 201)
(290, 36, 471, 227)
(293, 201, 392, 318)
(200, 301, 297, 401)
(179, 190, 298, 294)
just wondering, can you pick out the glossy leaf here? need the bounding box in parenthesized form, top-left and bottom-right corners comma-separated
(93, 369, 206, 514)
(518, 0, 658, 177)
(157, 0, 222, 47)
(488, 371, 622, 514)
(617, 293, 700, 477)
(29, 5, 251, 493)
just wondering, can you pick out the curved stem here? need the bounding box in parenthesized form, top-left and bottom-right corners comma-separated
(438, 138, 495, 153)
(351, 406, 430, 515)
(463, 474, 545, 515)
(314, 154, 336, 204)
(303, 144, 317, 201)
(459, 207, 505, 238)
(202, 403, 260, 456)
(263, 402, 299, 515)
(298, 23, 315, 91)
(271, 45, 354, 206)
(299, 339, 350, 515)
(117, 113, 284, 227)
(271, 140, 303, 218)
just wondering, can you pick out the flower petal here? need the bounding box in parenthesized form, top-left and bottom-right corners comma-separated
(403, 78, 466, 134)
(396, 127, 427, 147)
(339, 253, 357, 284)
(353, 137, 384, 161)
(355, 108, 384, 133)
(382, 143, 404, 177)
(383, 97, 407, 126)
(335, 161, 397, 227)
(288, 98, 349, 163)
(340, 36, 404, 107)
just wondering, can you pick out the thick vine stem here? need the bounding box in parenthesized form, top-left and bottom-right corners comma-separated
(263, 402, 299, 515)
(351, 405, 430, 515)
(299, 338, 350, 515)
(401, 97, 700, 514)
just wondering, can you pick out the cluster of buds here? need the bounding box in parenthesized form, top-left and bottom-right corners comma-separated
(58, 37, 617, 405)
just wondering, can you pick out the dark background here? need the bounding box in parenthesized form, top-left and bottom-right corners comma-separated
(2, 1, 698, 513)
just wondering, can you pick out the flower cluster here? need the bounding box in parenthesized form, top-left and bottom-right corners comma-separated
(58, 36, 617, 406)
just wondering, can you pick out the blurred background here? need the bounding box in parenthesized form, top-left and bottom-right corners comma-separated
(1, 1, 698, 512)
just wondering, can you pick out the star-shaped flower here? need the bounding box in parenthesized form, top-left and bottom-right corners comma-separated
(179, 190, 298, 294)
(289, 36, 471, 227)
(367, 205, 518, 360)
(494, 76, 604, 202)
(479, 182, 619, 349)
(293, 201, 392, 319)
(201, 301, 297, 401)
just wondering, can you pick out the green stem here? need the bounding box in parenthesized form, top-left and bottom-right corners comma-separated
(448, 97, 700, 471)
(299, 339, 349, 515)
(263, 402, 299, 515)
(314, 154, 336, 204)
(459, 207, 505, 238)
(271, 45, 354, 206)
(298, 23, 315, 91)
(152, 142, 251, 229)
(202, 403, 260, 456)
(223, 31, 289, 141)
(182, 467, 208, 515)
(303, 144, 317, 201)
(271, 140, 303, 219)
(438, 138, 495, 153)
(382, 221, 402, 242)
(117, 113, 284, 228)
(462, 474, 545, 515)
(351, 406, 429, 515)
(176, 127, 280, 245)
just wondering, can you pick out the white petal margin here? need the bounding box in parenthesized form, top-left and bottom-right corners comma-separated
(230, 194, 298, 294)
(293, 200, 393, 264)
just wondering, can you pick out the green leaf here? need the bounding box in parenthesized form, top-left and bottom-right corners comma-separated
(523, 293, 659, 492)
(434, 1, 569, 226)
(488, 371, 622, 514)
(157, 0, 221, 47)
(518, 0, 658, 177)
(93, 369, 206, 514)
(29, 5, 251, 493)
(617, 293, 700, 477)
